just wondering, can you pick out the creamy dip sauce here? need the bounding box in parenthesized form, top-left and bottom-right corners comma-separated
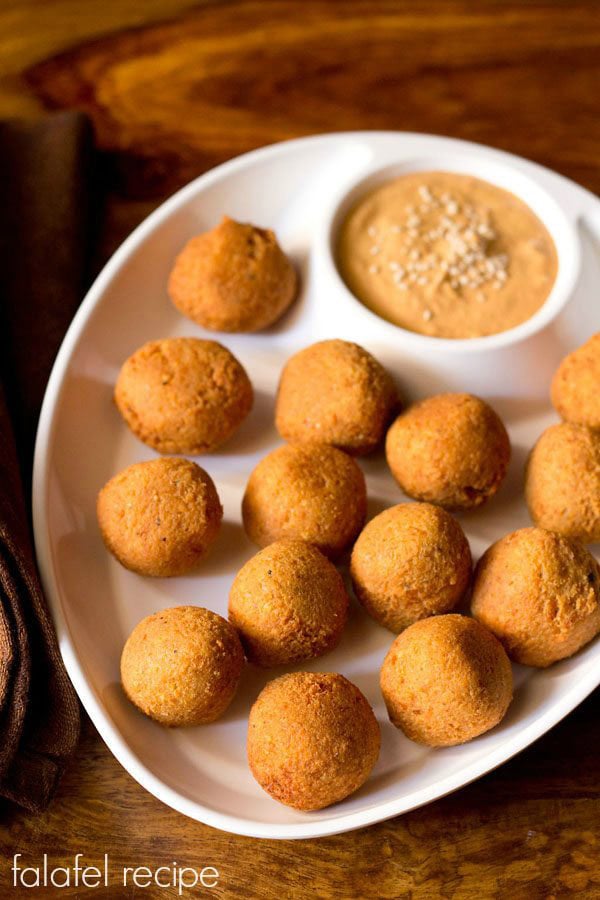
(336, 172, 558, 339)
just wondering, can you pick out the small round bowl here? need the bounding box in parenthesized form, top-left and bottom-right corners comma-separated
(325, 154, 581, 354)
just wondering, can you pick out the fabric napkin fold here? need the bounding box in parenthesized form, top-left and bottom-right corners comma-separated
(0, 111, 97, 811)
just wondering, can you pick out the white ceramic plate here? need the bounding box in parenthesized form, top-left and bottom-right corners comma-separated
(33, 132, 600, 839)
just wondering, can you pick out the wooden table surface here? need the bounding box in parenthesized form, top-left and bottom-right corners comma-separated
(1, 2, 599, 897)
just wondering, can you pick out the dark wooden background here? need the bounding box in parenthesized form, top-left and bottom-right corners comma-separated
(1, 1, 599, 897)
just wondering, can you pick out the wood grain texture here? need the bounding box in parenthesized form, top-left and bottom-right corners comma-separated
(25, 0, 600, 198)
(0, 1, 599, 897)
(1, 700, 600, 899)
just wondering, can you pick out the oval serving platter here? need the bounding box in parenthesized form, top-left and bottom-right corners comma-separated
(33, 132, 600, 839)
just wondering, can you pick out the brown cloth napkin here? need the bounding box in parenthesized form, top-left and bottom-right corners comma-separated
(0, 111, 97, 811)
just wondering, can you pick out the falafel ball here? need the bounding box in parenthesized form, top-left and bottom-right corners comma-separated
(115, 337, 253, 454)
(229, 540, 349, 667)
(247, 672, 380, 810)
(275, 339, 398, 455)
(242, 444, 367, 559)
(168, 216, 297, 333)
(350, 503, 472, 632)
(385, 393, 510, 509)
(97, 457, 222, 576)
(121, 606, 244, 726)
(471, 527, 600, 667)
(525, 422, 600, 544)
(551, 333, 600, 429)
(380, 614, 512, 747)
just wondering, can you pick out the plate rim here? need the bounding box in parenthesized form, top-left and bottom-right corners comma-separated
(32, 130, 600, 839)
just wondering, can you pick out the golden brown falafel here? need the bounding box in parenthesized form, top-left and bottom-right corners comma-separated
(242, 443, 367, 559)
(115, 337, 253, 454)
(229, 539, 349, 667)
(168, 216, 297, 332)
(471, 527, 600, 667)
(97, 458, 222, 577)
(350, 503, 472, 632)
(121, 606, 244, 726)
(385, 393, 510, 509)
(551, 333, 600, 429)
(275, 339, 398, 455)
(247, 672, 380, 810)
(380, 614, 512, 747)
(525, 422, 600, 544)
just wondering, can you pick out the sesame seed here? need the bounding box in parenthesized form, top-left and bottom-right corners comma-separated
(422, 309, 433, 321)
(369, 264, 380, 274)
(370, 245, 380, 255)
(367, 225, 377, 237)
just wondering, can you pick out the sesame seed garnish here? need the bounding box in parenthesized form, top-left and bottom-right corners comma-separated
(422, 309, 433, 321)
(359, 182, 511, 304)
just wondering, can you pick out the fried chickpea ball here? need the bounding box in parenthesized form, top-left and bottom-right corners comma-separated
(247, 672, 380, 810)
(275, 339, 398, 455)
(115, 337, 253, 454)
(168, 216, 297, 333)
(551, 333, 600, 429)
(380, 615, 512, 747)
(121, 607, 244, 726)
(97, 458, 222, 577)
(350, 503, 471, 632)
(471, 527, 600, 667)
(525, 422, 600, 544)
(385, 393, 510, 510)
(229, 540, 349, 667)
(242, 444, 367, 559)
